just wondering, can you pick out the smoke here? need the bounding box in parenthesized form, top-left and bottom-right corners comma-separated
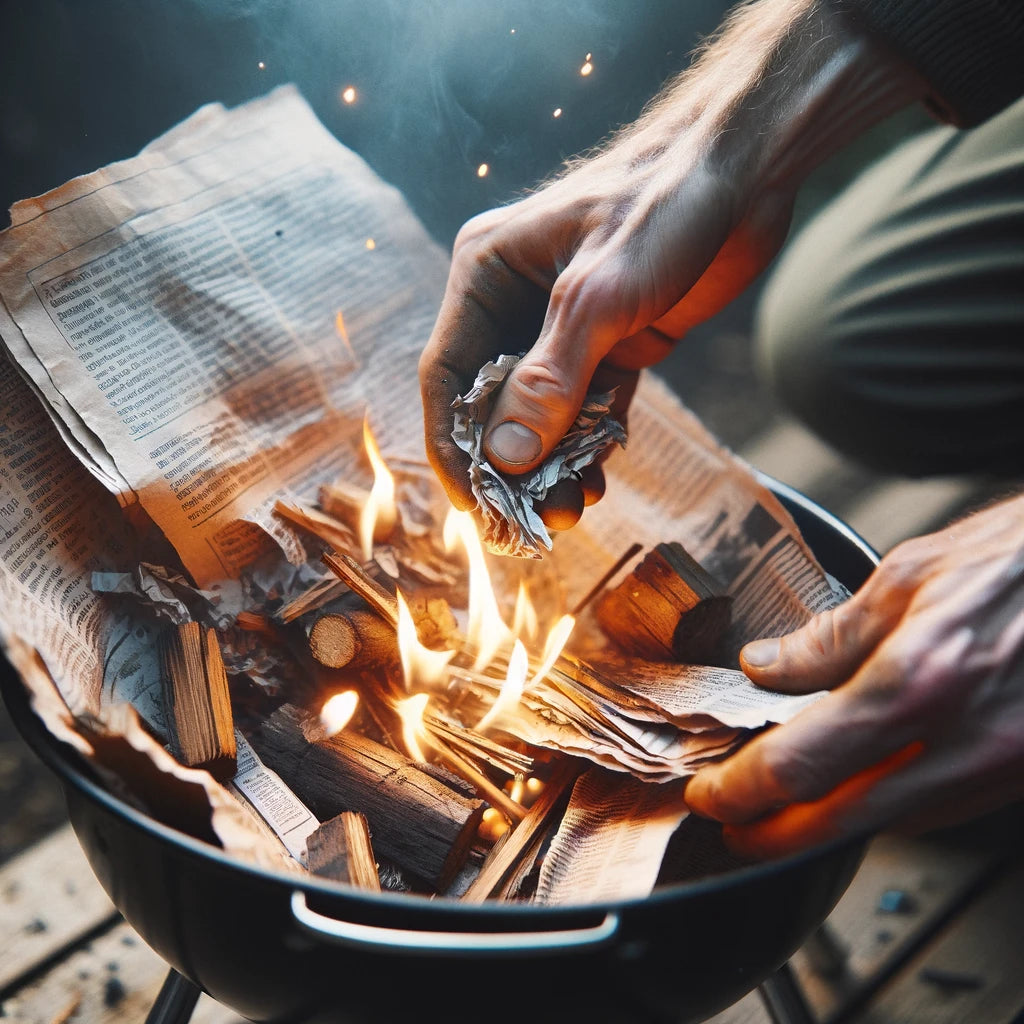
(3, 0, 731, 240)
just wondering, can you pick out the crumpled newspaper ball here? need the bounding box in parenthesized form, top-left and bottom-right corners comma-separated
(451, 354, 627, 558)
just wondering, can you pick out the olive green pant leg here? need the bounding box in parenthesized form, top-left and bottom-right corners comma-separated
(754, 97, 1024, 477)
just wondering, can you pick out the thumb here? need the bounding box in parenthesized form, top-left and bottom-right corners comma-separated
(483, 253, 624, 475)
(740, 586, 908, 693)
(482, 357, 589, 474)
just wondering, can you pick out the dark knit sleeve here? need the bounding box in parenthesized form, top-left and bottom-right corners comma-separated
(842, 0, 1024, 127)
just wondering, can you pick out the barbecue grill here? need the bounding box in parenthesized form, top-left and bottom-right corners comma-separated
(2, 478, 879, 1024)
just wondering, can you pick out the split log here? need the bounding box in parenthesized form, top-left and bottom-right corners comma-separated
(595, 542, 732, 663)
(160, 622, 236, 782)
(306, 811, 382, 890)
(250, 704, 484, 890)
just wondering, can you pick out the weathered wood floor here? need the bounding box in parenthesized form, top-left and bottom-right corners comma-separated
(2, 412, 1022, 1023)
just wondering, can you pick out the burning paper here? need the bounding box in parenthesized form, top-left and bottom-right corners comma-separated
(451, 354, 626, 558)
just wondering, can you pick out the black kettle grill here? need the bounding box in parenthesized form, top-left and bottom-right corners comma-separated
(2, 478, 879, 1024)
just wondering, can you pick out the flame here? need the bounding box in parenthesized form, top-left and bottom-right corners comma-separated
(397, 590, 455, 689)
(512, 581, 538, 643)
(395, 692, 431, 762)
(341, 86, 357, 104)
(509, 775, 526, 803)
(530, 613, 575, 686)
(443, 508, 512, 670)
(359, 417, 398, 559)
(334, 310, 355, 361)
(475, 638, 528, 732)
(320, 691, 359, 736)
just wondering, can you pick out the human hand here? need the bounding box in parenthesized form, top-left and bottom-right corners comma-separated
(420, 0, 925, 529)
(684, 493, 1024, 858)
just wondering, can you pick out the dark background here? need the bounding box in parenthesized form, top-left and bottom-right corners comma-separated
(0, 0, 930, 862)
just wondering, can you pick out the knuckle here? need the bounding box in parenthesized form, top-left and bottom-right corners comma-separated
(764, 743, 834, 804)
(509, 358, 577, 410)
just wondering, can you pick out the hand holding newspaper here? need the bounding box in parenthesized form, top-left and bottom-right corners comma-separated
(0, 87, 849, 902)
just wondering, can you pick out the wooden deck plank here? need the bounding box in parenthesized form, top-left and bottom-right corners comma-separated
(706, 830, 1005, 1024)
(853, 860, 1024, 1024)
(0, 825, 117, 993)
(0, 917, 246, 1024)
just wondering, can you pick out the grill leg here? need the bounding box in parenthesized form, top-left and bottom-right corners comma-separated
(145, 969, 202, 1024)
(758, 961, 816, 1024)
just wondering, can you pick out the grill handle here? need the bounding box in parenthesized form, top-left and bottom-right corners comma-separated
(290, 891, 620, 956)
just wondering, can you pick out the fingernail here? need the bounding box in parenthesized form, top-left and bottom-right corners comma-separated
(487, 421, 542, 465)
(742, 637, 780, 668)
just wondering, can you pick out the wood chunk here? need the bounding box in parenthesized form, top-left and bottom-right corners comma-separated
(250, 704, 484, 890)
(595, 542, 732, 663)
(308, 610, 397, 669)
(319, 480, 396, 543)
(274, 499, 355, 553)
(306, 811, 382, 890)
(160, 622, 237, 781)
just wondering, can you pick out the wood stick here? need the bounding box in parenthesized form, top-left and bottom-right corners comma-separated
(570, 542, 643, 616)
(461, 759, 582, 903)
(595, 542, 733, 663)
(427, 737, 525, 824)
(251, 704, 484, 890)
(274, 500, 356, 554)
(160, 622, 237, 782)
(308, 609, 398, 669)
(276, 576, 349, 624)
(306, 811, 381, 890)
(322, 551, 399, 627)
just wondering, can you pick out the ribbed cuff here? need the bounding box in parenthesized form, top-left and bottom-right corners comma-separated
(841, 0, 1024, 127)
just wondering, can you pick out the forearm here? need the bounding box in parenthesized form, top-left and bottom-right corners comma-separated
(588, 0, 927, 201)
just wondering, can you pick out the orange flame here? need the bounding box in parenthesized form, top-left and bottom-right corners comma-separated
(394, 692, 431, 762)
(396, 590, 455, 690)
(443, 508, 512, 670)
(530, 613, 575, 686)
(475, 638, 528, 732)
(512, 581, 539, 644)
(320, 691, 359, 736)
(359, 417, 398, 559)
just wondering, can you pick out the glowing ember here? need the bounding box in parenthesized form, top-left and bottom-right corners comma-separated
(478, 807, 509, 843)
(341, 86, 357, 104)
(476, 638, 528, 732)
(395, 692, 431, 762)
(444, 508, 513, 670)
(320, 691, 359, 736)
(365, 238, 376, 250)
(359, 417, 397, 559)
(553, 107, 563, 118)
(397, 591, 455, 689)
(476, 163, 489, 178)
(508, 775, 526, 803)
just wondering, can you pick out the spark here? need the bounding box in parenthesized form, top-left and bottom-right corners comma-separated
(477, 163, 489, 178)
(553, 107, 563, 118)
(365, 238, 376, 250)
(580, 58, 593, 77)
(257, 61, 266, 70)
(341, 86, 357, 104)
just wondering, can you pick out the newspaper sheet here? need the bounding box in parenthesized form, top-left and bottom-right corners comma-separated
(0, 86, 855, 893)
